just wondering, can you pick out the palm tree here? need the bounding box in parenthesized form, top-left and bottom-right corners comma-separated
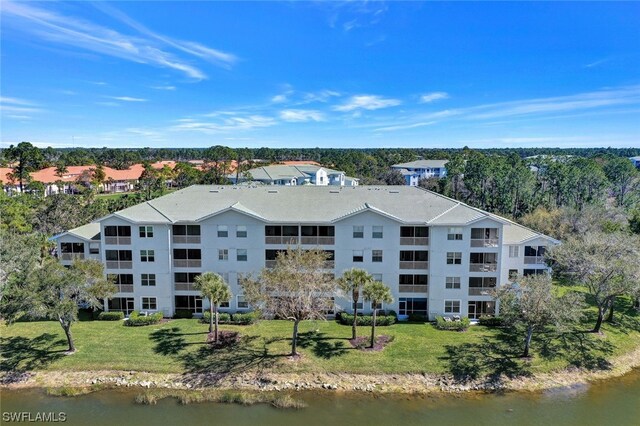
(54, 162, 68, 194)
(363, 281, 394, 348)
(194, 272, 232, 341)
(338, 268, 373, 340)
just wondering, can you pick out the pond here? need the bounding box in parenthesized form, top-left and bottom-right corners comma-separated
(2, 369, 639, 426)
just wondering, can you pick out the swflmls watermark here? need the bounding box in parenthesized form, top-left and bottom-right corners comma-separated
(2, 412, 67, 422)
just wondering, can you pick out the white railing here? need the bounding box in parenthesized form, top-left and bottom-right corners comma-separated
(469, 263, 498, 272)
(61, 253, 84, 261)
(400, 237, 429, 246)
(470, 238, 499, 248)
(468, 288, 494, 296)
(524, 256, 546, 265)
(174, 283, 196, 291)
(399, 261, 429, 270)
(106, 261, 133, 269)
(265, 236, 299, 245)
(399, 285, 429, 293)
(173, 235, 201, 244)
(116, 284, 134, 293)
(173, 259, 202, 268)
(104, 236, 131, 245)
(300, 236, 335, 245)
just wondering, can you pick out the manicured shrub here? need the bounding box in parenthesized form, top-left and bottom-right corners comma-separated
(435, 316, 471, 331)
(478, 315, 503, 327)
(338, 313, 396, 326)
(201, 312, 232, 324)
(125, 311, 163, 326)
(174, 309, 194, 319)
(407, 313, 427, 323)
(97, 311, 124, 321)
(231, 311, 260, 325)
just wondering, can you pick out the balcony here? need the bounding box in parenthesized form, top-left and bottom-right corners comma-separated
(524, 256, 546, 265)
(470, 238, 499, 248)
(106, 260, 133, 269)
(115, 284, 134, 293)
(104, 236, 131, 245)
(300, 236, 335, 245)
(400, 237, 429, 246)
(265, 236, 299, 245)
(469, 263, 498, 272)
(61, 253, 85, 261)
(174, 283, 196, 291)
(173, 259, 202, 268)
(399, 285, 429, 293)
(265, 260, 277, 268)
(469, 287, 494, 296)
(173, 235, 201, 244)
(399, 261, 429, 270)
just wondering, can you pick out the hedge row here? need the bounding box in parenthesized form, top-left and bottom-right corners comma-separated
(478, 316, 503, 327)
(97, 312, 124, 321)
(125, 311, 163, 326)
(435, 316, 471, 331)
(200, 311, 260, 325)
(338, 313, 396, 327)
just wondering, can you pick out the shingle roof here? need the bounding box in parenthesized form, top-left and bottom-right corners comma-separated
(67, 222, 101, 241)
(111, 185, 500, 226)
(391, 160, 448, 169)
(245, 164, 345, 182)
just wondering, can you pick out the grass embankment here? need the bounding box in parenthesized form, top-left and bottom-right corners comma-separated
(2, 298, 639, 382)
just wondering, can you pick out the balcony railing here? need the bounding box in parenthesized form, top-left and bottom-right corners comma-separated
(173, 259, 202, 268)
(116, 284, 134, 293)
(470, 238, 499, 248)
(524, 256, 546, 265)
(61, 253, 84, 261)
(399, 285, 429, 293)
(104, 236, 131, 245)
(265, 236, 299, 245)
(173, 235, 201, 244)
(265, 260, 277, 268)
(400, 237, 429, 246)
(469, 263, 498, 272)
(468, 287, 494, 296)
(106, 260, 133, 269)
(174, 283, 196, 291)
(266, 260, 333, 269)
(300, 236, 335, 245)
(399, 261, 429, 270)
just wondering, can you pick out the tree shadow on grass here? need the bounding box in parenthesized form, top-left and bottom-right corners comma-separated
(441, 328, 531, 385)
(537, 331, 615, 370)
(297, 331, 350, 359)
(149, 327, 208, 356)
(0, 333, 67, 381)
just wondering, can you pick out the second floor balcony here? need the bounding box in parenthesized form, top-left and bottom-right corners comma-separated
(399, 261, 429, 270)
(524, 256, 546, 265)
(105, 260, 133, 269)
(173, 259, 202, 268)
(399, 284, 429, 293)
(61, 253, 85, 261)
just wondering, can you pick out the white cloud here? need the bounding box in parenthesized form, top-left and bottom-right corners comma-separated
(0, 96, 43, 114)
(151, 85, 176, 91)
(419, 92, 449, 103)
(2, 1, 236, 80)
(271, 94, 289, 103)
(374, 121, 436, 132)
(333, 95, 401, 112)
(171, 115, 277, 133)
(302, 90, 341, 104)
(106, 96, 147, 102)
(279, 109, 325, 122)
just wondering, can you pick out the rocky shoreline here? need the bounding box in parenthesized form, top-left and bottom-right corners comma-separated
(2, 345, 639, 395)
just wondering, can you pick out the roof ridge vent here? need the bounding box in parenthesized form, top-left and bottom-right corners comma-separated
(210, 190, 219, 193)
(268, 189, 278, 194)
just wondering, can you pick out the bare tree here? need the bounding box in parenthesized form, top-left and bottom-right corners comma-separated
(548, 232, 640, 332)
(495, 274, 583, 357)
(241, 247, 337, 356)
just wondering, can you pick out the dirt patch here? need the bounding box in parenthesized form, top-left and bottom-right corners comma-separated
(207, 331, 240, 348)
(349, 335, 393, 351)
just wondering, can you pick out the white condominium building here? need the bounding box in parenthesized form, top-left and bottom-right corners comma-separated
(53, 185, 557, 320)
(390, 160, 449, 186)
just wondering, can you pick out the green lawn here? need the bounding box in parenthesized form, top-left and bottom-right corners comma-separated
(2, 302, 639, 379)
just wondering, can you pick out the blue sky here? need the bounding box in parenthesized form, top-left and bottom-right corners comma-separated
(1, 1, 639, 149)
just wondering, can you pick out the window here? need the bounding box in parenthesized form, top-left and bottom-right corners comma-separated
(89, 243, 100, 254)
(139, 226, 154, 238)
(400, 226, 429, 238)
(525, 246, 547, 257)
(469, 277, 497, 295)
(447, 227, 463, 240)
(509, 246, 520, 258)
(109, 273, 133, 288)
(470, 228, 499, 247)
(509, 269, 519, 281)
(237, 295, 249, 309)
(353, 250, 364, 262)
(237, 249, 248, 262)
(173, 249, 201, 260)
(218, 249, 228, 261)
(60, 242, 85, 260)
(175, 295, 202, 313)
(351, 291, 363, 310)
(217, 225, 228, 237)
(174, 272, 201, 286)
(236, 225, 247, 238)
(444, 300, 461, 314)
(140, 250, 155, 262)
(371, 301, 383, 310)
(524, 269, 547, 276)
(219, 300, 230, 308)
(141, 297, 157, 310)
(141, 274, 156, 286)
(108, 297, 134, 315)
(353, 226, 364, 238)
(398, 298, 428, 316)
(372, 226, 383, 239)
(104, 226, 131, 238)
(399, 274, 428, 285)
(445, 277, 461, 289)
(446, 252, 462, 265)
(173, 225, 201, 236)
(468, 301, 495, 319)
(372, 250, 383, 262)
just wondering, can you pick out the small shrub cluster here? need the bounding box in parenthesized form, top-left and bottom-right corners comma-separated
(97, 312, 124, 321)
(338, 313, 396, 326)
(201, 311, 259, 325)
(134, 389, 306, 409)
(435, 316, 471, 331)
(478, 315, 503, 327)
(173, 309, 194, 319)
(125, 311, 163, 326)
